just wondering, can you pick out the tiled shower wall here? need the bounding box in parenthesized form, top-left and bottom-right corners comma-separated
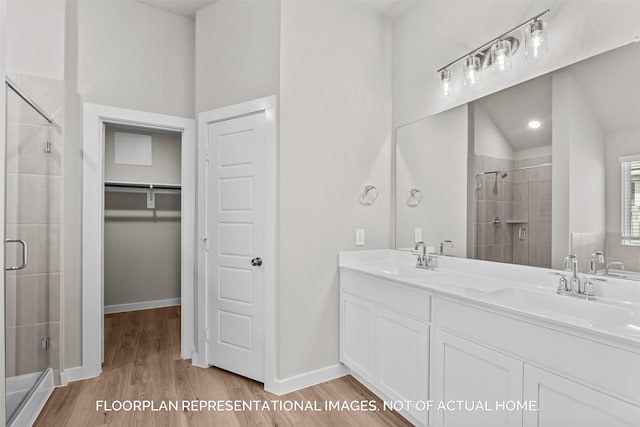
(475, 155, 514, 263)
(5, 74, 63, 378)
(475, 154, 552, 268)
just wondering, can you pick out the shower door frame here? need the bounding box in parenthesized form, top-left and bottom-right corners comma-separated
(0, 0, 7, 420)
(77, 104, 195, 383)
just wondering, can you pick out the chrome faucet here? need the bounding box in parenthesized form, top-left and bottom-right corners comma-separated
(414, 241, 427, 268)
(562, 255, 581, 294)
(606, 261, 625, 274)
(559, 255, 597, 300)
(590, 251, 605, 274)
(440, 240, 454, 256)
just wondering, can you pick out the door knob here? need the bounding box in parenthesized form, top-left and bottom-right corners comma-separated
(251, 257, 262, 267)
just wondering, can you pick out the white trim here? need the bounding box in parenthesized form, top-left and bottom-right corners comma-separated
(82, 104, 196, 381)
(619, 154, 640, 163)
(58, 366, 86, 386)
(104, 298, 181, 314)
(197, 96, 278, 389)
(266, 364, 350, 396)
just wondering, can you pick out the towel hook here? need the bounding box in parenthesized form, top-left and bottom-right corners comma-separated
(359, 185, 378, 205)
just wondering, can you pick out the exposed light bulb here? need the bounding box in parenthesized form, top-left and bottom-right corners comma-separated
(439, 69, 453, 99)
(491, 40, 512, 74)
(463, 55, 481, 87)
(528, 120, 541, 129)
(525, 20, 549, 59)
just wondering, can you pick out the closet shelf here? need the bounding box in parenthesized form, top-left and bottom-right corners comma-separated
(104, 181, 181, 209)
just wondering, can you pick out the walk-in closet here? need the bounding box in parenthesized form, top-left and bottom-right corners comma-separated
(103, 125, 182, 315)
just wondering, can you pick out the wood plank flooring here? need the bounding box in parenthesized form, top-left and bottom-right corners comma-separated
(35, 307, 412, 426)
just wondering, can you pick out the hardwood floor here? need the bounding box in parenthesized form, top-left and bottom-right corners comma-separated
(35, 307, 412, 426)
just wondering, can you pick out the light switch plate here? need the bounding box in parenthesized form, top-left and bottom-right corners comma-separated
(414, 227, 423, 243)
(355, 228, 365, 246)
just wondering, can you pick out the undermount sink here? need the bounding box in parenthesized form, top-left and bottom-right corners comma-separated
(479, 287, 640, 336)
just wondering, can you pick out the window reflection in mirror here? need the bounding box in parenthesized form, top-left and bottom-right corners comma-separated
(621, 157, 640, 246)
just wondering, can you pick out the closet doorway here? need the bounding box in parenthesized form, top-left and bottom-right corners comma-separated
(80, 105, 195, 381)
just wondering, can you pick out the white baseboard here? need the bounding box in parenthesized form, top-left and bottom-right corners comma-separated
(104, 298, 181, 314)
(59, 366, 99, 386)
(266, 363, 349, 396)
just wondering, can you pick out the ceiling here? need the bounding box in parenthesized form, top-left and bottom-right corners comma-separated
(135, 0, 414, 19)
(476, 74, 552, 151)
(135, 0, 218, 18)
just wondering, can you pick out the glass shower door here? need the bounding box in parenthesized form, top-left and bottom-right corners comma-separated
(5, 78, 60, 424)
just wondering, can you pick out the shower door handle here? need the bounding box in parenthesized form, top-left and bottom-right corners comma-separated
(5, 239, 28, 271)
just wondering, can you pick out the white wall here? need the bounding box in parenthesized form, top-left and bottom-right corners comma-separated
(195, 0, 281, 113)
(474, 103, 513, 160)
(6, 0, 65, 80)
(63, 0, 195, 368)
(279, 0, 392, 378)
(392, 0, 640, 128)
(396, 105, 468, 253)
(552, 70, 605, 266)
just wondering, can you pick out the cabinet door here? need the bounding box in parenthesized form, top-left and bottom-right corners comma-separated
(340, 293, 375, 382)
(523, 365, 640, 427)
(432, 330, 523, 427)
(376, 307, 429, 425)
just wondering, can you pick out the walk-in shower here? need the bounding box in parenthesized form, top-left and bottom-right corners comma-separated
(5, 76, 61, 426)
(475, 161, 552, 268)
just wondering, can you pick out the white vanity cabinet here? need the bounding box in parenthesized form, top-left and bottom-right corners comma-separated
(523, 365, 640, 427)
(340, 269, 430, 426)
(434, 298, 640, 427)
(432, 331, 523, 427)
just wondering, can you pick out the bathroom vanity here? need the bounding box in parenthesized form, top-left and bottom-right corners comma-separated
(339, 249, 640, 427)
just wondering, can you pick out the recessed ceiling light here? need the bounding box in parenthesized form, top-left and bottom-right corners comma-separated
(528, 120, 541, 129)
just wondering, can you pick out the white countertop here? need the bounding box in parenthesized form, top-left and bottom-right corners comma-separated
(339, 249, 640, 345)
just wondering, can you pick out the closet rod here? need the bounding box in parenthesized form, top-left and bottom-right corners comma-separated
(104, 181, 181, 190)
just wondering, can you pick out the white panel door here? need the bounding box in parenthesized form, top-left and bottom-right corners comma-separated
(376, 307, 429, 425)
(207, 113, 265, 382)
(523, 365, 640, 427)
(433, 330, 523, 427)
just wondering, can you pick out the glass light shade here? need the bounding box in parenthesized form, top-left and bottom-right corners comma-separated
(463, 55, 481, 86)
(491, 39, 512, 74)
(525, 20, 549, 59)
(439, 69, 453, 99)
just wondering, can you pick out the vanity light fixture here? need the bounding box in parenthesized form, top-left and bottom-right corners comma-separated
(463, 55, 481, 86)
(528, 119, 541, 129)
(439, 69, 454, 98)
(491, 39, 513, 74)
(436, 9, 550, 96)
(525, 19, 549, 59)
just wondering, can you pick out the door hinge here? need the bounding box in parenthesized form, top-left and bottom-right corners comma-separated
(203, 236, 210, 252)
(41, 337, 50, 351)
(205, 327, 210, 342)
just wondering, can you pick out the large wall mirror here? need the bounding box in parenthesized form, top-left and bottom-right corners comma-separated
(396, 41, 640, 281)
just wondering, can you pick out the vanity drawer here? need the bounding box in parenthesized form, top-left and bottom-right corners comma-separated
(434, 298, 640, 406)
(340, 269, 431, 323)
